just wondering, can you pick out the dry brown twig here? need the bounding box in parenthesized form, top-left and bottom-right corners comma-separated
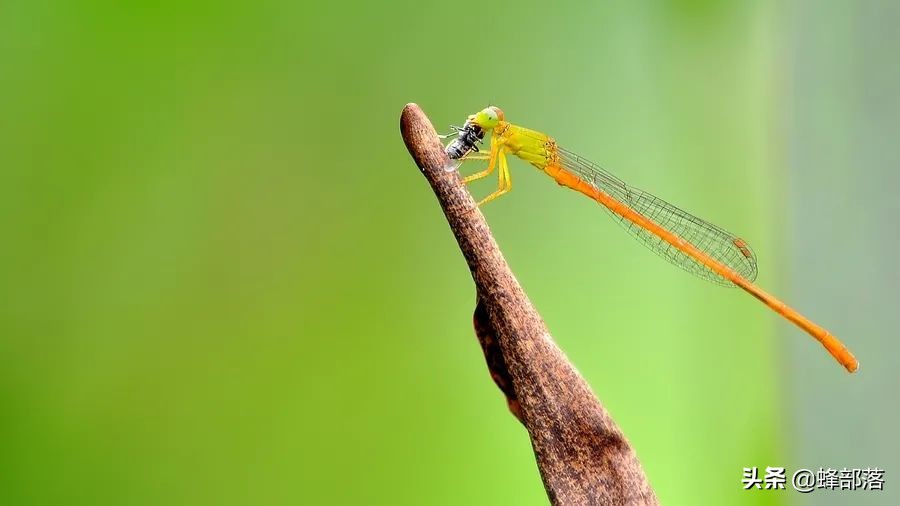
(400, 103, 659, 505)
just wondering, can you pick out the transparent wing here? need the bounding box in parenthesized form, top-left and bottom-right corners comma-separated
(558, 148, 758, 286)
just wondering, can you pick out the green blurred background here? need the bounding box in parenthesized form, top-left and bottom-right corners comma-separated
(0, 1, 896, 504)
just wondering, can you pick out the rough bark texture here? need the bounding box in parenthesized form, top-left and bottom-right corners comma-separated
(400, 103, 659, 505)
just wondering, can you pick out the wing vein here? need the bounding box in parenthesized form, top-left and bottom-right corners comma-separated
(558, 148, 758, 286)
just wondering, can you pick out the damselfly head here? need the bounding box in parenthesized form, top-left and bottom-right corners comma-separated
(469, 106, 504, 130)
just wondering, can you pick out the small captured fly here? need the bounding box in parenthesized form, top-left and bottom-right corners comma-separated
(444, 119, 485, 160)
